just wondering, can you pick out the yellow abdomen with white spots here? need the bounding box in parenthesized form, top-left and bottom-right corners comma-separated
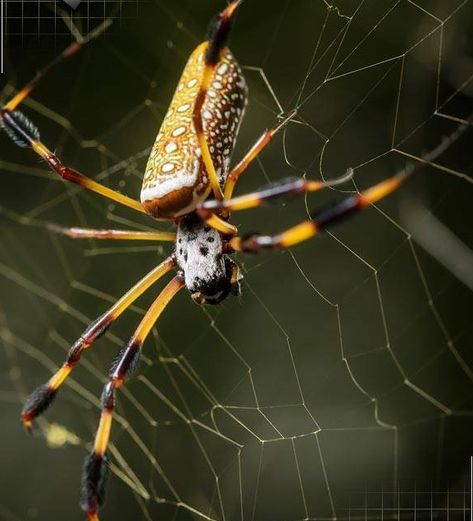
(141, 42, 247, 220)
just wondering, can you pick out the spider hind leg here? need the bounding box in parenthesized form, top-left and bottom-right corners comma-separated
(80, 276, 184, 521)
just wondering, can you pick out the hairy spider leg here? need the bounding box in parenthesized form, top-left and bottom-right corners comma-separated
(48, 224, 176, 242)
(0, 21, 147, 215)
(224, 110, 297, 200)
(228, 171, 408, 252)
(192, 0, 242, 214)
(201, 168, 354, 215)
(80, 275, 185, 521)
(21, 256, 176, 430)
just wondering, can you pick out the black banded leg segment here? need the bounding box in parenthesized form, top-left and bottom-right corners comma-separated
(80, 276, 184, 521)
(192, 0, 243, 200)
(228, 172, 408, 252)
(205, 0, 242, 64)
(21, 257, 176, 430)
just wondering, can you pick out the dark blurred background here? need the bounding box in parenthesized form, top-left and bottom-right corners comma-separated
(1, 0, 473, 520)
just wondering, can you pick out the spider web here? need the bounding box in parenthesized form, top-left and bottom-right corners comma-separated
(1, 1, 473, 520)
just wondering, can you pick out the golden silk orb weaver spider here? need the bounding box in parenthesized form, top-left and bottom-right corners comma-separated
(1, 1, 411, 520)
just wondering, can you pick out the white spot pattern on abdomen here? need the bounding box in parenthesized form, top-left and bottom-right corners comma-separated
(141, 42, 248, 215)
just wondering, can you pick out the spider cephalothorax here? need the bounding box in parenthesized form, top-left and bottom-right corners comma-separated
(176, 213, 242, 305)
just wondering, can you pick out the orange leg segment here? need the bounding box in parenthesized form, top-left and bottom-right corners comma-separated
(224, 110, 297, 200)
(48, 224, 176, 242)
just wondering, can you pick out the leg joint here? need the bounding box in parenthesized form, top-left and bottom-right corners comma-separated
(100, 382, 115, 410)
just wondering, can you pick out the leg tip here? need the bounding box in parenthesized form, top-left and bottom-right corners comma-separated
(224, 0, 243, 18)
(22, 417, 34, 434)
(22, 383, 57, 422)
(80, 452, 109, 516)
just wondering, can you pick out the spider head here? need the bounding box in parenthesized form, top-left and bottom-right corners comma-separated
(190, 257, 242, 305)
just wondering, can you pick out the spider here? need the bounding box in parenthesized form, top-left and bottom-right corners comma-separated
(0, 1, 409, 519)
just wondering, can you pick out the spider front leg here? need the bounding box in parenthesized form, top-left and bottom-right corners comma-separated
(0, 21, 146, 215)
(227, 171, 407, 252)
(21, 256, 176, 430)
(0, 111, 145, 214)
(80, 275, 184, 521)
(192, 0, 242, 201)
(3, 19, 111, 112)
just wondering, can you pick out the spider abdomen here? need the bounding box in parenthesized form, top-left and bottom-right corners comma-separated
(141, 42, 247, 219)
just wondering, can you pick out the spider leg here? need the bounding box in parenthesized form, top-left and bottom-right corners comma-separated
(192, 0, 242, 201)
(201, 168, 354, 214)
(223, 108, 473, 248)
(227, 171, 407, 252)
(197, 211, 238, 236)
(0, 110, 145, 214)
(0, 21, 146, 215)
(3, 19, 111, 112)
(48, 224, 176, 242)
(224, 110, 297, 200)
(21, 256, 176, 430)
(197, 169, 352, 236)
(80, 275, 184, 521)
